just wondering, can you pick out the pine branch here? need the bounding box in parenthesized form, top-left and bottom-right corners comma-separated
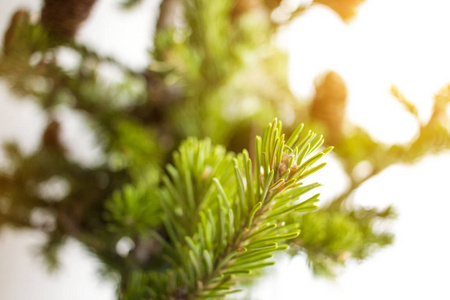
(153, 119, 331, 299)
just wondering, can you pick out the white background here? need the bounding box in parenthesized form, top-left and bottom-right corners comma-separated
(1, 0, 449, 299)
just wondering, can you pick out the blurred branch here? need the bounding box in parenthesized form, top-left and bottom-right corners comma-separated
(120, 0, 144, 10)
(391, 85, 419, 119)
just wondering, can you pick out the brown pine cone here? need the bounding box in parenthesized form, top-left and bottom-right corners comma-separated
(42, 120, 65, 152)
(314, 0, 365, 21)
(309, 71, 347, 144)
(3, 10, 30, 55)
(41, 0, 97, 38)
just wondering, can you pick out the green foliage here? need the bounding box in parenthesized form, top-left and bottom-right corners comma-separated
(105, 182, 162, 237)
(145, 119, 330, 298)
(106, 119, 162, 178)
(294, 206, 395, 277)
(1, 0, 450, 299)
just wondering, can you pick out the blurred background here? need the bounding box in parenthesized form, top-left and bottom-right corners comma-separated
(0, 0, 450, 299)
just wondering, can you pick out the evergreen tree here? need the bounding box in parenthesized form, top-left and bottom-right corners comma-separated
(1, 0, 449, 298)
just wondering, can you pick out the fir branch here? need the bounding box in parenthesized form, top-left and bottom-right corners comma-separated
(157, 119, 330, 299)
